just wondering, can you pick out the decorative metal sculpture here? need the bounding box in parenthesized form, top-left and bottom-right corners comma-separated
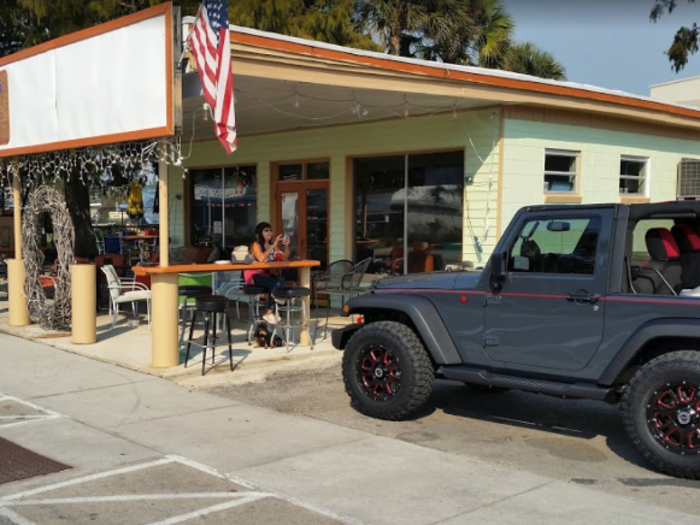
(22, 186, 75, 330)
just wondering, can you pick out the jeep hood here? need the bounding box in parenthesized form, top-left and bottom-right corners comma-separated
(370, 271, 462, 291)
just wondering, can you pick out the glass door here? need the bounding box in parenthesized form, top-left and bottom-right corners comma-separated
(277, 182, 328, 269)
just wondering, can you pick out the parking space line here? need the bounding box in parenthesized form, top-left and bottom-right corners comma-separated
(0, 394, 62, 430)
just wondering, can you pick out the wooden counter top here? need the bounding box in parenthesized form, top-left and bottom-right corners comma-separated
(132, 260, 320, 276)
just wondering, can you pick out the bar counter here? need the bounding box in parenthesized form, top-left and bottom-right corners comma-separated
(132, 260, 320, 368)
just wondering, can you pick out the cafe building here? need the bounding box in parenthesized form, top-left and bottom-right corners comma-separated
(164, 18, 700, 274)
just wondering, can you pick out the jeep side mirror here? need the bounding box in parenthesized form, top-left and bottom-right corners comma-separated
(490, 251, 507, 277)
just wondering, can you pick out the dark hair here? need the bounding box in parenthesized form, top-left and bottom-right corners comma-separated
(252, 221, 272, 251)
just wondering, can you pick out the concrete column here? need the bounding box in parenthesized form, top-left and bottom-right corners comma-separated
(7, 259, 29, 326)
(71, 264, 96, 344)
(151, 273, 179, 367)
(158, 157, 169, 266)
(12, 161, 20, 258)
(8, 161, 29, 326)
(299, 266, 311, 347)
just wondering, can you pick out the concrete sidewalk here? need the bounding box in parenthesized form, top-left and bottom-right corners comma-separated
(0, 294, 345, 388)
(0, 333, 698, 525)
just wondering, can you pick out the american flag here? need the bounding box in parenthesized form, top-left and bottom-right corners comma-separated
(189, 0, 237, 154)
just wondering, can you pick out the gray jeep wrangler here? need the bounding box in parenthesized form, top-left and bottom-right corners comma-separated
(333, 202, 700, 479)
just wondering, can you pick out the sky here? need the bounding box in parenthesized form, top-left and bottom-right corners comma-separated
(501, 0, 700, 97)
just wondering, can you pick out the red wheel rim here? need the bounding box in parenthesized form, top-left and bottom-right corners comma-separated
(356, 345, 401, 401)
(646, 382, 700, 454)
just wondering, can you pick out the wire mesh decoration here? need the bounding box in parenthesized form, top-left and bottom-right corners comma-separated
(22, 186, 75, 331)
(0, 138, 183, 189)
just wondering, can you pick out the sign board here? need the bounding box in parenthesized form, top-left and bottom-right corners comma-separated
(0, 3, 175, 157)
(0, 71, 8, 145)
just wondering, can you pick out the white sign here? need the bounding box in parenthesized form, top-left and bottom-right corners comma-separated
(194, 185, 247, 201)
(0, 3, 175, 157)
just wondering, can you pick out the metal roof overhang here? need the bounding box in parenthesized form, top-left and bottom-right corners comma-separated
(181, 26, 700, 142)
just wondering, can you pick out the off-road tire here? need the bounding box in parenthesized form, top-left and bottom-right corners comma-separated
(622, 350, 700, 479)
(342, 321, 434, 420)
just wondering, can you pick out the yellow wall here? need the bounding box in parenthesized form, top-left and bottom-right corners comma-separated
(178, 109, 501, 266)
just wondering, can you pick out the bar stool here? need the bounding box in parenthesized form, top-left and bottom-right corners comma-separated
(242, 285, 266, 345)
(184, 294, 233, 375)
(271, 286, 311, 350)
(178, 284, 213, 349)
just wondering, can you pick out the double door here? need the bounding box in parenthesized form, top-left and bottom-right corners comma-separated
(276, 181, 328, 268)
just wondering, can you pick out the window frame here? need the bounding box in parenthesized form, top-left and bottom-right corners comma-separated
(544, 149, 580, 194)
(276, 159, 330, 183)
(619, 155, 649, 196)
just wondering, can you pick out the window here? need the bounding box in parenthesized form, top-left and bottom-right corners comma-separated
(190, 166, 257, 248)
(544, 150, 579, 193)
(508, 217, 600, 274)
(620, 156, 648, 195)
(277, 161, 329, 182)
(353, 150, 464, 273)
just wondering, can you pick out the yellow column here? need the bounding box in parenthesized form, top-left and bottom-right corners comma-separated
(8, 161, 29, 326)
(7, 259, 29, 326)
(299, 266, 311, 347)
(71, 264, 96, 344)
(151, 273, 179, 367)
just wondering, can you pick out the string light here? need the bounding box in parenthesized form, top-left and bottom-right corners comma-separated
(0, 136, 185, 192)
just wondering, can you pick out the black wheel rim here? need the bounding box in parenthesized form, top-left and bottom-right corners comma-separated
(356, 345, 401, 401)
(646, 382, 700, 454)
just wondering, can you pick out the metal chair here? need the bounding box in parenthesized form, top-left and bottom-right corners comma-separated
(271, 286, 311, 351)
(100, 264, 151, 329)
(313, 257, 372, 339)
(215, 270, 247, 320)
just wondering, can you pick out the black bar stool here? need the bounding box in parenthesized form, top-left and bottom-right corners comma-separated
(271, 286, 311, 350)
(178, 285, 213, 349)
(184, 294, 233, 375)
(242, 285, 266, 345)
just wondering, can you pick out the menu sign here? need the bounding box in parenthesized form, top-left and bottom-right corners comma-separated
(0, 71, 8, 145)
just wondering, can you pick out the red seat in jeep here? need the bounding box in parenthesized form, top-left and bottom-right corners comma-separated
(672, 223, 700, 289)
(636, 228, 682, 295)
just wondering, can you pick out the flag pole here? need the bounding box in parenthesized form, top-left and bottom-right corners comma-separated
(177, 2, 204, 68)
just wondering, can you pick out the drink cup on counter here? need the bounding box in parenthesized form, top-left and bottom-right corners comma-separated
(275, 251, 283, 262)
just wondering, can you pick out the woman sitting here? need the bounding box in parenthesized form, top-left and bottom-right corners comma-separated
(244, 221, 290, 325)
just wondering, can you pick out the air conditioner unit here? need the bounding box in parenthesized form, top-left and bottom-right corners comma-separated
(677, 158, 700, 199)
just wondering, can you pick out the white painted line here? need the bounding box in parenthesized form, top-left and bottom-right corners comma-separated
(0, 457, 174, 502)
(0, 395, 63, 418)
(166, 455, 229, 480)
(0, 506, 39, 525)
(0, 414, 62, 430)
(226, 473, 369, 525)
(145, 494, 269, 525)
(0, 416, 51, 419)
(5, 492, 264, 506)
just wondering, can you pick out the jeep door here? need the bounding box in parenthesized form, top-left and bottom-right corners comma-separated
(483, 211, 609, 371)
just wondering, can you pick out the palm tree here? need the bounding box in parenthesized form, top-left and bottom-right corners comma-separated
(355, 0, 426, 56)
(502, 42, 566, 80)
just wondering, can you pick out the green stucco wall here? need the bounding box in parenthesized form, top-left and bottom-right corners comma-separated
(171, 109, 501, 267)
(501, 118, 700, 242)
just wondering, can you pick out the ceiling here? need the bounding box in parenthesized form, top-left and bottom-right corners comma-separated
(180, 73, 495, 141)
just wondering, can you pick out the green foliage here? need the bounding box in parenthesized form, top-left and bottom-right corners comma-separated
(650, 0, 699, 72)
(357, 0, 564, 80)
(502, 42, 566, 80)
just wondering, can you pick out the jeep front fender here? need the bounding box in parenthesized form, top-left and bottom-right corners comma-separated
(343, 294, 462, 365)
(599, 318, 700, 385)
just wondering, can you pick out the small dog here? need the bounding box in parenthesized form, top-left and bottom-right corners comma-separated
(253, 322, 283, 349)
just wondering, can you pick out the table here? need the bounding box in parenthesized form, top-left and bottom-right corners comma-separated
(121, 235, 158, 264)
(132, 260, 321, 368)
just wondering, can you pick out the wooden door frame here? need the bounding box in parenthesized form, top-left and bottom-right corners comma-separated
(275, 180, 329, 261)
